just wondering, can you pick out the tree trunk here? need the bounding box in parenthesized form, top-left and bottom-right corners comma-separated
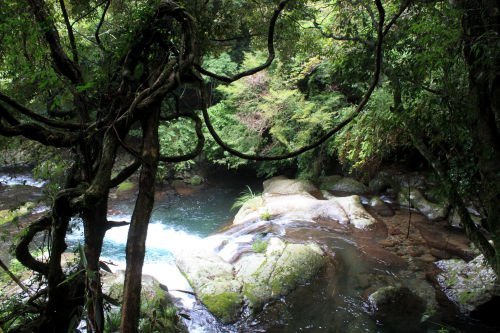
(120, 107, 160, 332)
(82, 198, 109, 333)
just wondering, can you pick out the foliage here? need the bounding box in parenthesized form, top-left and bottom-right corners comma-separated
(252, 238, 268, 253)
(204, 52, 349, 178)
(231, 185, 260, 211)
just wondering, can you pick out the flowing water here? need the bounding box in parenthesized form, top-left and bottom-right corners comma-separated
(0, 170, 496, 332)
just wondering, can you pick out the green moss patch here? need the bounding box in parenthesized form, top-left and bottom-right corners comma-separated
(201, 292, 242, 323)
(0, 202, 35, 226)
(116, 181, 134, 193)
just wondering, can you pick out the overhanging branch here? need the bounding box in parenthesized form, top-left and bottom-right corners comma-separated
(195, 0, 291, 83)
(200, 0, 386, 161)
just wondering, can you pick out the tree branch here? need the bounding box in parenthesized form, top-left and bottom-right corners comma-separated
(109, 160, 141, 188)
(95, 0, 111, 52)
(59, 0, 78, 63)
(28, 0, 82, 85)
(159, 112, 205, 162)
(195, 0, 291, 83)
(0, 92, 83, 130)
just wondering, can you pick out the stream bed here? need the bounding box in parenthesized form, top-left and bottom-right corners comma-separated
(0, 170, 497, 332)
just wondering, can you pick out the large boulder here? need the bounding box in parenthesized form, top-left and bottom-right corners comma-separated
(175, 248, 243, 323)
(398, 188, 449, 221)
(263, 176, 321, 198)
(369, 196, 394, 217)
(237, 238, 326, 309)
(175, 237, 326, 323)
(233, 192, 376, 229)
(434, 255, 500, 313)
(320, 176, 368, 194)
(368, 286, 427, 332)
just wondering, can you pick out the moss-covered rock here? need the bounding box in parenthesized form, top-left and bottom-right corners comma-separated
(368, 286, 427, 333)
(0, 202, 35, 226)
(238, 238, 326, 309)
(320, 176, 368, 194)
(189, 175, 203, 185)
(435, 255, 500, 313)
(101, 270, 185, 332)
(369, 196, 394, 217)
(398, 188, 449, 221)
(176, 238, 326, 322)
(201, 292, 242, 323)
(263, 176, 321, 198)
(175, 248, 243, 323)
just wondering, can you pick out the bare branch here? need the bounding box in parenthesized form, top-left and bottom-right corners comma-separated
(15, 215, 51, 276)
(195, 0, 291, 83)
(59, 0, 79, 63)
(0, 258, 32, 296)
(159, 112, 205, 162)
(71, 0, 109, 27)
(0, 117, 80, 147)
(95, 0, 111, 52)
(0, 92, 83, 130)
(106, 220, 130, 230)
(109, 159, 141, 188)
(199, 0, 385, 161)
(28, 0, 82, 84)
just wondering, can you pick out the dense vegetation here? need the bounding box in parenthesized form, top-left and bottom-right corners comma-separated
(0, 0, 498, 332)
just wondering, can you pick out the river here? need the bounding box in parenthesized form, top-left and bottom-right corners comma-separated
(0, 169, 496, 332)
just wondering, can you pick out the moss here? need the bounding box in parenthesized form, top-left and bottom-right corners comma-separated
(201, 292, 242, 323)
(252, 239, 268, 253)
(260, 211, 271, 221)
(189, 175, 203, 185)
(0, 202, 35, 226)
(116, 181, 134, 193)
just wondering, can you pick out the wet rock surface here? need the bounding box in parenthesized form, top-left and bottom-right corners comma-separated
(434, 255, 500, 314)
(175, 237, 327, 323)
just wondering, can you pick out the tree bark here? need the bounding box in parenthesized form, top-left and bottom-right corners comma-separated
(120, 106, 160, 332)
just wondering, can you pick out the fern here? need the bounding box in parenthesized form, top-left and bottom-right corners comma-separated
(231, 186, 261, 211)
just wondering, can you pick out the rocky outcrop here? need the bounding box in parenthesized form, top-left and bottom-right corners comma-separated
(238, 238, 325, 309)
(434, 255, 500, 313)
(233, 192, 376, 229)
(398, 188, 449, 221)
(175, 237, 326, 323)
(175, 248, 243, 323)
(263, 176, 322, 198)
(368, 286, 427, 332)
(369, 196, 394, 217)
(320, 176, 368, 194)
(0, 202, 35, 226)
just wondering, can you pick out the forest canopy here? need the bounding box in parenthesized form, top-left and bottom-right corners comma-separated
(0, 0, 499, 332)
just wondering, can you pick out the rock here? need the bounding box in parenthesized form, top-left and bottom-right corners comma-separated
(101, 270, 185, 332)
(233, 192, 376, 229)
(175, 238, 326, 322)
(398, 188, 449, 221)
(434, 255, 500, 313)
(0, 202, 36, 226)
(238, 238, 326, 309)
(189, 175, 203, 185)
(368, 286, 427, 332)
(320, 176, 368, 194)
(333, 195, 377, 228)
(263, 176, 321, 198)
(175, 248, 243, 323)
(368, 172, 392, 193)
(448, 207, 482, 228)
(369, 196, 394, 217)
